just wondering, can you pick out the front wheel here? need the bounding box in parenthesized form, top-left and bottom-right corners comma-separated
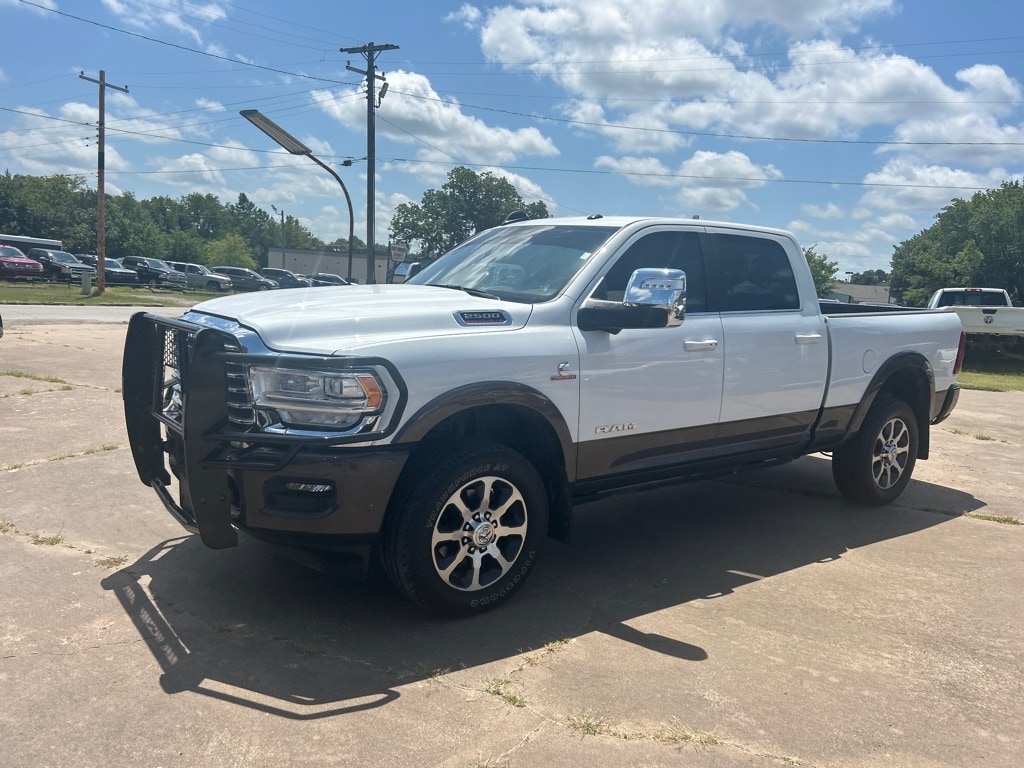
(832, 395, 919, 506)
(381, 440, 547, 615)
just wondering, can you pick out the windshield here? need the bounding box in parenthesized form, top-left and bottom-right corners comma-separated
(1, 246, 28, 258)
(52, 251, 80, 263)
(408, 223, 619, 303)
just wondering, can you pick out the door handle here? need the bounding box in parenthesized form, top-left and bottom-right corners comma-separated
(684, 340, 719, 351)
(795, 333, 823, 344)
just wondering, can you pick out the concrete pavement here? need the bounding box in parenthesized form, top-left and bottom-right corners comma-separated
(1, 311, 1021, 767)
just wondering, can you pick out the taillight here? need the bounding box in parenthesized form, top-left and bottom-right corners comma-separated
(953, 331, 967, 374)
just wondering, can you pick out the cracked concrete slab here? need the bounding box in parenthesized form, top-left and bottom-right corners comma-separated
(0, 312, 1021, 768)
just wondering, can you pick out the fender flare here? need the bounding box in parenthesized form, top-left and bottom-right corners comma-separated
(843, 351, 935, 458)
(393, 380, 577, 475)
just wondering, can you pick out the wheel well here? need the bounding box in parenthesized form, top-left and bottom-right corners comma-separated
(873, 366, 932, 459)
(401, 404, 573, 542)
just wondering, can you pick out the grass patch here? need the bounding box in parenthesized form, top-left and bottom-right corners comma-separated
(958, 352, 1024, 392)
(973, 434, 995, 441)
(0, 520, 14, 534)
(485, 676, 526, 708)
(1, 370, 69, 384)
(83, 444, 120, 455)
(653, 721, 721, 746)
(29, 532, 65, 546)
(567, 712, 607, 736)
(967, 513, 1022, 525)
(0, 282, 200, 307)
(96, 555, 129, 569)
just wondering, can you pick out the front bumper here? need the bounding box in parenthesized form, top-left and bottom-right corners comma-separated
(122, 312, 409, 552)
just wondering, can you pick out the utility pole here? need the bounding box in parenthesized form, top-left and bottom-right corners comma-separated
(272, 205, 286, 247)
(342, 42, 398, 284)
(80, 70, 128, 294)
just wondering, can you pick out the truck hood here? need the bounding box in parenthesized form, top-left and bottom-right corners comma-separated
(189, 283, 533, 354)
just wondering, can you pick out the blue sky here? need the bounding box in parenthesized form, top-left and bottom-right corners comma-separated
(1, 0, 1021, 274)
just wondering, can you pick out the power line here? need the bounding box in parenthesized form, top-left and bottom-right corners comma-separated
(389, 89, 1024, 147)
(17, 0, 351, 85)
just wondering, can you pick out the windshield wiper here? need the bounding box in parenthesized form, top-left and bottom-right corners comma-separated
(427, 283, 501, 300)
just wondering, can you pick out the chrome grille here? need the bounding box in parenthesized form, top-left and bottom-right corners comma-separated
(224, 349, 255, 427)
(155, 325, 255, 431)
(159, 327, 191, 427)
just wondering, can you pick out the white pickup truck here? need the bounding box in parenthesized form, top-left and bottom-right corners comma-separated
(123, 216, 965, 615)
(927, 287, 1024, 337)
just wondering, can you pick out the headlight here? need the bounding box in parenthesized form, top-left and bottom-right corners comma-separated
(250, 366, 385, 430)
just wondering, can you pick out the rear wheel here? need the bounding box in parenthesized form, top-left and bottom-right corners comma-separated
(832, 395, 918, 506)
(382, 440, 547, 615)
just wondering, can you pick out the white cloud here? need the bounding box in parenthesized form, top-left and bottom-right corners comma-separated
(196, 98, 225, 112)
(1, 0, 55, 10)
(99, 0, 227, 45)
(801, 202, 844, 219)
(594, 155, 677, 186)
(597, 150, 782, 212)
(445, 4, 482, 29)
(857, 157, 1009, 213)
(313, 70, 559, 168)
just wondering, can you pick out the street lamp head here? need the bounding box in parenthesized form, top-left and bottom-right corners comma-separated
(240, 109, 312, 155)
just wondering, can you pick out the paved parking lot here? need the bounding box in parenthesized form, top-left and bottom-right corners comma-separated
(1, 311, 1021, 767)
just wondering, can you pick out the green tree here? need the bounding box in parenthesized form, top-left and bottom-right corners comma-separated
(891, 181, 1024, 306)
(105, 192, 166, 259)
(0, 173, 94, 248)
(848, 269, 889, 286)
(389, 167, 549, 258)
(231, 193, 277, 264)
(181, 192, 232, 240)
(163, 229, 207, 264)
(203, 232, 257, 269)
(804, 246, 839, 297)
(279, 213, 322, 253)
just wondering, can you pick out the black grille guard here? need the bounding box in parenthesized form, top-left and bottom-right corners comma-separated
(122, 312, 408, 550)
(123, 313, 241, 548)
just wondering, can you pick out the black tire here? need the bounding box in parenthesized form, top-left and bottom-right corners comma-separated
(832, 395, 918, 506)
(381, 440, 547, 615)
(206, 280, 221, 292)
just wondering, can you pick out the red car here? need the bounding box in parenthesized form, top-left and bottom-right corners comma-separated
(0, 244, 45, 281)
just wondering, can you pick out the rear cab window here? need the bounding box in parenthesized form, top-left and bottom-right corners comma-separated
(711, 234, 799, 312)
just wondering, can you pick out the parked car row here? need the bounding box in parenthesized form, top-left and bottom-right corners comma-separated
(167, 261, 233, 292)
(0, 241, 355, 293)
(75, 254, 142, 285)
(0, 244, 45, 280)
(25, 248, 96, 282)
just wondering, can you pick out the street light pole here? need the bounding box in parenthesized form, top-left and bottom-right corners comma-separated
(240, 110, 355, 281)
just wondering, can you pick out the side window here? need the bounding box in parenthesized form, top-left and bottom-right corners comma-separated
(591, 231, 707, 313)
(713, 234, 799, 312)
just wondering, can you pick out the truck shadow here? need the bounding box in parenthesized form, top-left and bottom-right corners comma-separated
(101, 455, 983, 720)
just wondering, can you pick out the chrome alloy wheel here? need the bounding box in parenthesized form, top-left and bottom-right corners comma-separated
(431, 475, 529, 592)
(871, 416, 911, 490)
